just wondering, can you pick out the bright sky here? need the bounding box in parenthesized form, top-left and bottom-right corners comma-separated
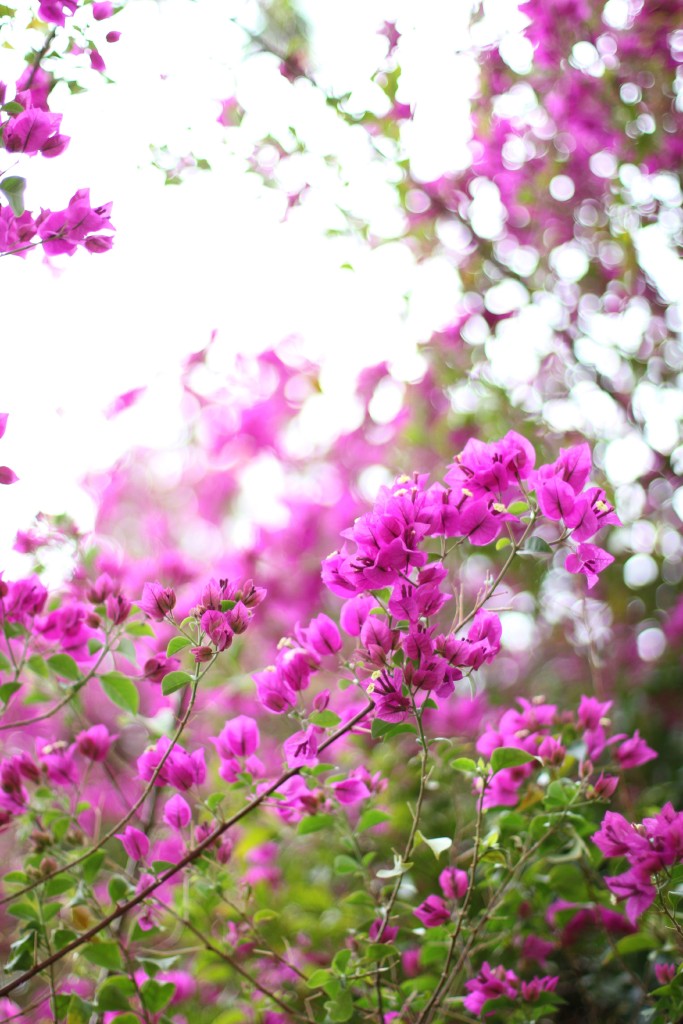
(1, 0, 681, 569)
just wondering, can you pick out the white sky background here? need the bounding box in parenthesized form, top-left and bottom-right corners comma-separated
(1, 0, 681, 571)
(0, 0, 483, 559)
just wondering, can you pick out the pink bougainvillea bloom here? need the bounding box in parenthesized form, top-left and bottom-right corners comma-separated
(0, 467, 18, 485)
(0, 414, 8, 439)
(654, 963, 676, 985)
(89, 48, 106, 72)
(298, 613, 342, 657)
(3, 109, 66, 155)
(201, 609, 233, 651)
(438, 867, 469, 900)
(340, 594, 375, 636)
(140, 581, 176, 620)
(213, 715, 260, 758)
(536, 476, 576, 522)
(414, 895, 451, 928)
(616, 730, 657, 770)
(368, 918, 398, 942)
(520, 976, 559, 1001)
(105, 592, 131, 624)
(37, 189, 114, 256)
(371, 669, 411, 723)
(76, 724, 116, 761)
(605, 867, 657, 924)
(117, 825, 150, 861)
(37, 0, 77, 26)
(283, 727, 319, 768)
(93, 1, 114, 17)
(577, 695, 613, 730)
(106, 29, 121, 41)
(565, 543, 614, 588)
(463, 962, 519, 1015)
(163, 793, 191, 829)
(253, 667, 296, 714)
(331, 776, 371, 805)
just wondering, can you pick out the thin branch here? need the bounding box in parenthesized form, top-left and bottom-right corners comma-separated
(0, 698, 375, 998)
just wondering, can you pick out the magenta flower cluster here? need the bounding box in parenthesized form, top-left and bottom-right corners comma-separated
(593, 803, 683, 923)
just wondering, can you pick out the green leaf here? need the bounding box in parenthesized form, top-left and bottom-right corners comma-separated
(298, 813, 335, 835)
(495, 537, 511, 550)
(253, 908, 279, 923)
(47, 653, 81, 681)
(5, 933, 34, 971)
(308, 709, 341, 727)
(615, 933, 659, 955)
(332, 949, 351, 974)
(371, 718, 394, 740)
(7, 900, 40, 921)
(53, 928, 77, 950)
(44, 876, 75, 897)
(307, 969, 333, 988)
(342, 889, 375, 908)
(383, 722, 418, 740)
(28, 653, 48, 677)
(100, 671, 139, 713)
(0, 682, 21, 705)
(519, 536, 553, 557)
(166, 635, 192, 657)
(0, 650, 11, 671)
(490, 747, 537, 773)
(325, 989, 354, 1022)
(82, 849, 106, 884)
(545, 779, 578, 807)
(3, 871, 28, 884)
(125, 621, 156, 637)
(357, 809, 391, 832)
(116, 636, 137, 663)
(205, 792, 224, 812)
(334, 854, 360, 875)
(0, 175, 26, 216)
(507, 501, 529, 515)
(66, 994, 93, 1024)
(450, 757, 477, 773)
(82, 941, 123, 971)
(141, 979, 175, 1014)
(161, 670, 192, 696)
(109, 875, 131, 903)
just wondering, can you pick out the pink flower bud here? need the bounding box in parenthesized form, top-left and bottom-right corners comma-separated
(140, 581, 176, 621)
(163, 793, 191, 830)
(76, 724, 116, 762)
(414, 895, 451, 928)
(117, 825, 149, 861)
(438, 867, 469, 901)
(219, 715, 260, 758)
(93, 1, 114, 17)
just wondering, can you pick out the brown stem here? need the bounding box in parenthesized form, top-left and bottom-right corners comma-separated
(416, 783, 487, 1024)
(450, 512, 537, 635)
(0, 699, 374, 998)
(0, 664, 208, 908)
(158, 900, 308, 1021)
(0, 634, 116, 732)
(24, 28, 57, 90)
